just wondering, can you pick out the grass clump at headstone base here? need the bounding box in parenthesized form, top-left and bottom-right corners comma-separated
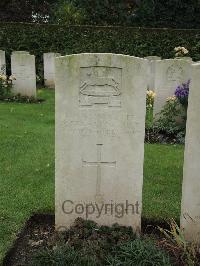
(31, 218, 172, 266)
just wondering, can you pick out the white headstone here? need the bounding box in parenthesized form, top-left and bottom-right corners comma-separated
(145, 56, 161, 91)
(0, 50, 6, 74)
(12, 51, 30, 55)
(180, 63, 200, 243)
(154, 59, 191, 115)
(175, 56, 192, 62)
(44, 53, 61, 88)
(11, 52, 36, 97)
(55, 53, 148, 233)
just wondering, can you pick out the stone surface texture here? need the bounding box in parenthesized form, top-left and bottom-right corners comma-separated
(55, 53, 148, 233)
(44, 53, 61, 88)
(145, 56, 161, 91)
(154, 59, 191, 115)
(180, 63, 200, 243)
(11, 52, 36, 97)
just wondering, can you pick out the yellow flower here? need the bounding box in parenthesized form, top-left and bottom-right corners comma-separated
(147, 90, 156, 98)
(0, 74, 7, 81)
(167, 95, 177, 102)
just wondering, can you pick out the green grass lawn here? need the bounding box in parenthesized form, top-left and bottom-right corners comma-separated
(0, 89, 184, 263)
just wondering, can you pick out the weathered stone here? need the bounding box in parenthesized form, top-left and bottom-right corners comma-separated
(145, 56, 161, 91)
(11, 52, 36, 97)
(44, 53, 61, 88)
(55, 53, 148, 233)
(154, 59, 191, 115)
(180, 63, 200, 243)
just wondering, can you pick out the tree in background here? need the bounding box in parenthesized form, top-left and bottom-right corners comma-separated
(51, 0, 139, 25)
(134, 0, 200, 29)
(50, 1, 87, 25)
(0, 0, 54, 23)
(71, 0, 138, 25)
(0, 0, 200, 28)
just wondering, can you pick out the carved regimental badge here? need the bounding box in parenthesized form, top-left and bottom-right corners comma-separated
(79, 66, 122, 107)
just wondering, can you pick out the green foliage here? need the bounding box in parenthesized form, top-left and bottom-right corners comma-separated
(1, 0, 200, 28)
(0, 0, 54, 23)
(31, 217, 171, 266)
(52, 1, 87, 25)
(134, 0, 200, 29)
(32, 239, 172, 266)
(154, 97, 186, 143)
(158, 219, 199, 265)
(1, 94, 44, 103)
(0, 65, 41, 103)
(0, 22, 200, 79)
(0, 71, 12, 98)
(70, 0, 136, 26)
(107, 239, 172, 266)
(52, 0, 200, 29)
(0, 89, 184, 262)
(31, 245, 87, 266)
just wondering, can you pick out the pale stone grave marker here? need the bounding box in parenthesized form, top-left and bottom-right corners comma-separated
(180, 63, 200, 243)
(154, 59, 191, 115)
(11, 52, 36, 97)
(44, 52, 61, 88)
(0, 50, 6, 74)
(55, 53, 148, 233)
(145, 56, 161, 91)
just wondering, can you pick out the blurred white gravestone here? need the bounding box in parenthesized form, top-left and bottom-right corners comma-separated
(176, 57, 192, 62)
(180, 63, 200, 243)
(44, 53, 61, 88)
(12, 51, 30, 54)
(0, 50, 6, 74)
(11, 52, 36, 97)
(55, 53, 148, 233)
(145, 56, 161, 91)
(154, 59, 191, 116)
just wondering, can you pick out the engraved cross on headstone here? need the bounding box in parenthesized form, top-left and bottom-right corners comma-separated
(82, 144, 116, 202)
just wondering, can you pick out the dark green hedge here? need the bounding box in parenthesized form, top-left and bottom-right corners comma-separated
(0, 23, 200, 78)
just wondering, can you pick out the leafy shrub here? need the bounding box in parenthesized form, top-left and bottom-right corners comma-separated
(0, 67, 13, 98)
(134, 0, 200, 29)
(2, 94, 44, 103)
(0, 23, 200, 78)
(158, 219, 200, 265)
(154, 96, 186, 143)
(52, 1, 87, 25)
(153, 80, 190, 144)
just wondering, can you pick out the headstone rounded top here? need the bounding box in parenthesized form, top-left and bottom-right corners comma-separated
(12, 51, 30, 55)
(175, 56, 193, 62)
(44, 52, 61, 55)
(145, 56, 161, 60)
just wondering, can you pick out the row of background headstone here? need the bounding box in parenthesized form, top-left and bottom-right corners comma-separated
(145, 56, 192, 115)
(0, 50, 194, 116)
(0, 50, 60, 97)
